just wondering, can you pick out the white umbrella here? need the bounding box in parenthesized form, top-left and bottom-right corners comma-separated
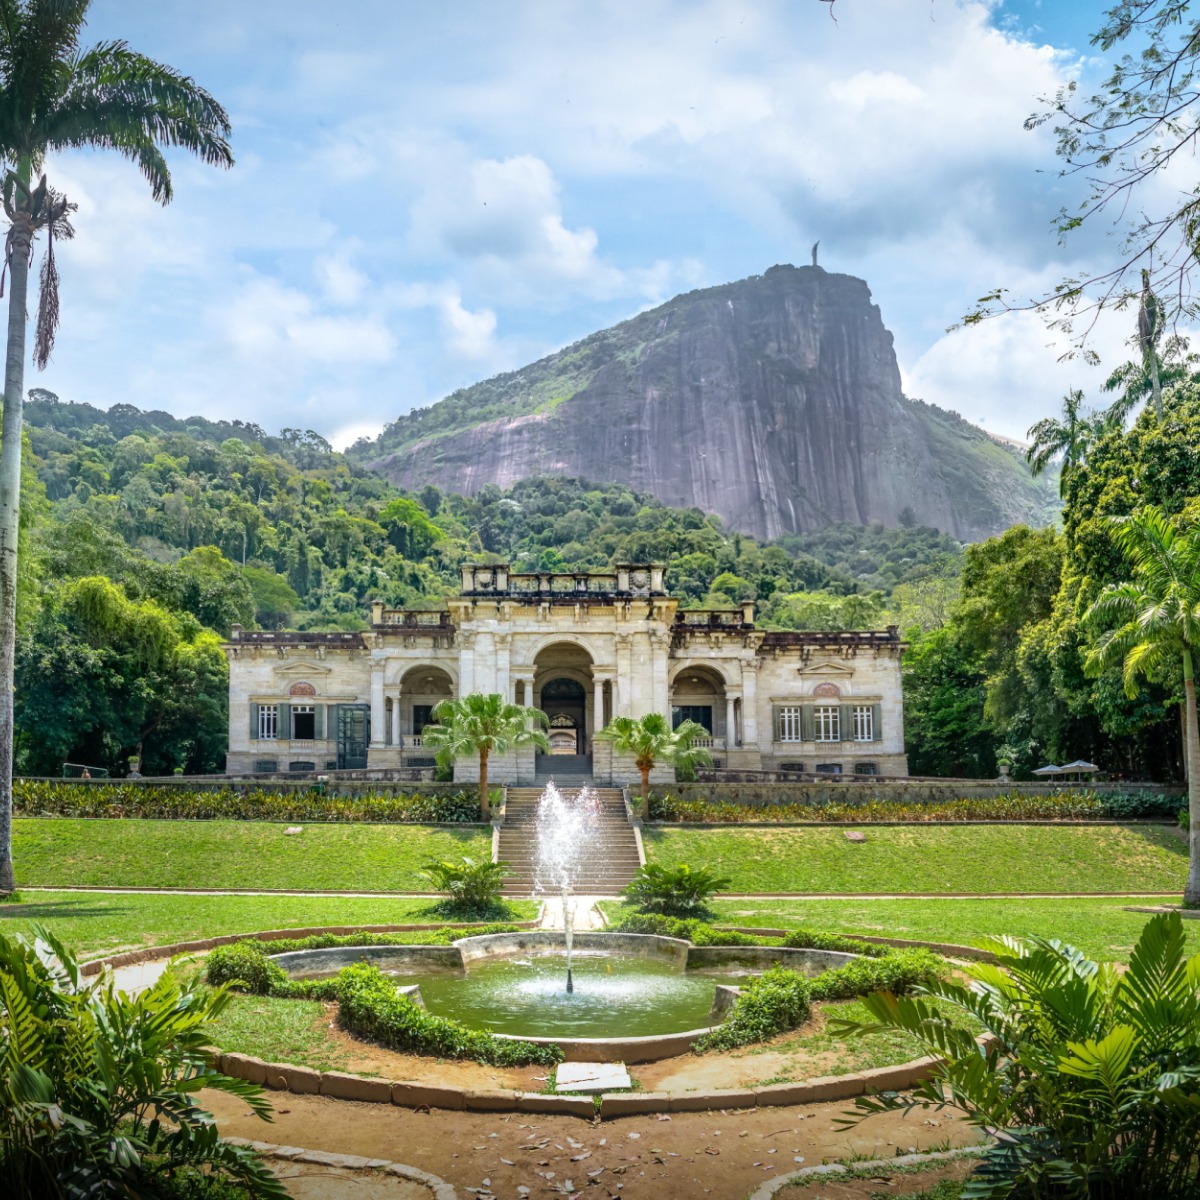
(1032, 764, 1063, 776)
(1061, 760, 1100, 773)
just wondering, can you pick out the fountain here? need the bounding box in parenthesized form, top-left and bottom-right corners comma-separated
(531, 781, 599, 993)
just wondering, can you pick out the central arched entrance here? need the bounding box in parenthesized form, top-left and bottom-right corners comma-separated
(533, 641, 595, 777)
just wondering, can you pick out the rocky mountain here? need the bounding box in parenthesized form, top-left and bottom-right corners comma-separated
(356, 265, 1058, 541)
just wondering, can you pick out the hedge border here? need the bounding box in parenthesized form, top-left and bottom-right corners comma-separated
(85, 923, 971, 1118)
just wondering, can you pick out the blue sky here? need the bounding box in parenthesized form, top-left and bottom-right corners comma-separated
(37, 0, 1140, 448)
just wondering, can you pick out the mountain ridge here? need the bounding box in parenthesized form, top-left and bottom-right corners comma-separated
(353, 264, 1058, 541)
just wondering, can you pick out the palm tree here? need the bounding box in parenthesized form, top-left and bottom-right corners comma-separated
(0, 2, 232, 893)
(596, 712, 712, 806)
(1025, 388, 1106, 497)
(1102, 302, 1197, 426)
(422, 693, 550, 817)
(1082, 506, 1200, 907)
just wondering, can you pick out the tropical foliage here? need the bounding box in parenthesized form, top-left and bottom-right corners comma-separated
(0, 926, 282, 1199)
(596, 712, 712, 802)
(647, 788, 1184, 824)
(422, 693, 550, 815)
(13, 780, 482, 823)
(835, 912, 1200, 1200)
(621, 862, 731, 916)
(1082, 506, 1200, 906)
(0, 0, 233, 895)
(421, 855, 511, 916)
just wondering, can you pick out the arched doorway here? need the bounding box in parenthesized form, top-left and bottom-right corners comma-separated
(669, 665, 728, 744)
(542, 678, 586, 754)
(398, 665, 454, 747)
(533, 642, 594, 773)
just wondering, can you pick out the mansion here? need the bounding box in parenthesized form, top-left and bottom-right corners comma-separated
(224, 564, 909, 783)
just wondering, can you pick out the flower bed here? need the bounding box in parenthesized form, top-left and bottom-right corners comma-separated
(649, 787, 1183, 825)
(14, 780, 481, 823)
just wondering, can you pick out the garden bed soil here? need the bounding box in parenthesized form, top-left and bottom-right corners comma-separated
(779, 1158, 977, 1198)
(203, 1089, 975, 1200)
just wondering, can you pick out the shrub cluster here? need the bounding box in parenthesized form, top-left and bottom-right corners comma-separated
(694, 948, 944, 1052)
(650, 788, 1184, 825)
(620, 862, 731, 916)
(781, 928, 890, 957)
(14, 780, 482, 823)
(612, 913, 761, 946)
(205, 937, 558, 1067)
(336, 962, 560, 1067)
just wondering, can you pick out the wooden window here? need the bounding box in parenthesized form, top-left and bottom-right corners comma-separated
(815, 705, 840, 742)
(258, 704, 279, 740)
(852, 705, 874, 741)
(777, 705, 803, 742)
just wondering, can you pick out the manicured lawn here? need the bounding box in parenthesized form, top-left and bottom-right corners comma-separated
(12, 818, 493, 891)
(600, 897, 1200, 962)
(0, 891, 538, 958)
(642, 824, 1187, 894)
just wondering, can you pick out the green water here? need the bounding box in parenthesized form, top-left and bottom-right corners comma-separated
(403, 952, 720, 1038)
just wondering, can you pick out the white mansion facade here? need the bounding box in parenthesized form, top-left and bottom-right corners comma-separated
(224, 564, 908, 783)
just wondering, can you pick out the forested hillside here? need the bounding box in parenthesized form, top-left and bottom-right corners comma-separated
(18, 393, 961, 777)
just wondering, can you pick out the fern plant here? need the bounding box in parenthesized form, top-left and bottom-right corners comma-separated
(833, 912, 1200, 1200)
(0, 926, 283, 1199)
(422, 855, 511, 916)
(621, 862, 731, 916)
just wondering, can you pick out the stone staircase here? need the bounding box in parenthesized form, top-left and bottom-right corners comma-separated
(497, 786, 643, 897)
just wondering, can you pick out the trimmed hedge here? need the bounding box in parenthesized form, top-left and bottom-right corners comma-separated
(13, 780, 481, 823)
(205, 937, 559, 1067)
(612, 913, 762, 946)
(693, 948, 945, 1052)
(650, 788, 1184, 825)
(781, 928, 890, 958)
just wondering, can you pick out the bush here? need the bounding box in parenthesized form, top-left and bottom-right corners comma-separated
(693, 966, 813, 1051)
(621, 863, 732, 916)
(649, 787, 1186, 825)
(612, 912, 760, 945)
(835, 912, 1200, 1200)
(782, 928, 889, 957)
(0, 927, 284, 1199)
(12, 780, 482, 823)
(335, 962, 559, 1067)
(205, 932, 558, 1067)
(694, 949, 945, 1052)
(422, 856, 510, 916)
(808, 948, 944, 1002)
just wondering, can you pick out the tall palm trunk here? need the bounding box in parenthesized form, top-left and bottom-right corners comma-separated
(479, 747, 490, 820)
(0, 187, 32, 894)
(639, 762, 651, 804)
(1184, 656, 1200, 909)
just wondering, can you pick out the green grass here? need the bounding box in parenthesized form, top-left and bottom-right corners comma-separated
(12, 818, 493, 891)
(642, 824, 1186, 894)
(0, 891, 538, 958)
(599, 897, 1200, 963)
(206, 993, 354, 1073)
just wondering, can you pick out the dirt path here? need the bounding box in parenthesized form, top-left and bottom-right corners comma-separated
(205, 1090, 974, 1200)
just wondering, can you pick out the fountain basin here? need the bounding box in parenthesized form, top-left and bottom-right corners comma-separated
(270, 932, 859, 1062)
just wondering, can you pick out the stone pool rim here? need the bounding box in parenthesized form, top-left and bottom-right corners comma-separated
(267, 930, 862, 1060)
(80, 924, 984, 1117)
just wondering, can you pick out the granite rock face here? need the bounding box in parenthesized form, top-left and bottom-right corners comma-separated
(364, 265, 1057, 540)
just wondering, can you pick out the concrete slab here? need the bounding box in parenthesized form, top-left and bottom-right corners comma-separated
(554, 1061, 631, 1092)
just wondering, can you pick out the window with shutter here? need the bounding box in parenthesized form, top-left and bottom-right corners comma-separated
(776, 705, 803, 742)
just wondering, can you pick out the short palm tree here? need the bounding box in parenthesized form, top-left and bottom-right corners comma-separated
(1083, 505, 1200, 907)
(422, 693, 550, 817)
(596, 712, 712, 805)
(0, 1, 233, 894)
(1102, 332, 1197, 426)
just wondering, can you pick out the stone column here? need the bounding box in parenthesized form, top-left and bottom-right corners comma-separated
(726, 695, 737, 746)
(458, 632, 475, 695)
(742, 664, 758, 745)
(369, 666, 385, 748)
(649, 631, 670, 718)
(594, 677, 606, 733)
(495, 634, 511, 708)
(391, 693, 401, 747)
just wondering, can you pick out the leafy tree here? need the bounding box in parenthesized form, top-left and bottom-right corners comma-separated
(901, 627, 994, 778)
(422, 693, 549, 816)
(0, 0, 232, 893)
(1083, 505, 1200, 906)
(242, 565, 300, 629)
(596, 712, 712, 804)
